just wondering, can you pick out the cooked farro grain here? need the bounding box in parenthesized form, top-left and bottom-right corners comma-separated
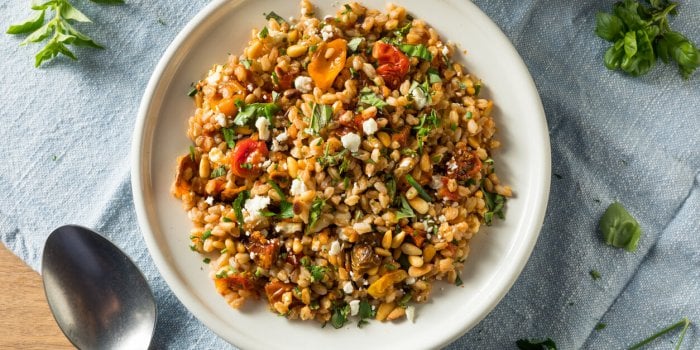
(172, 1, 512, 328)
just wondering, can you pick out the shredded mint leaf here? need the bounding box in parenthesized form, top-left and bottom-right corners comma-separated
(309, 103, 333, 134)
(264, 11, 286, 24)
(210, 166, 226, 178)
(258, 26, 269, 38)
(330, 302, 350, 329)
(358, 87, 388, 109)
(233, 190, 250, 227)
(233, 102, 280, 126)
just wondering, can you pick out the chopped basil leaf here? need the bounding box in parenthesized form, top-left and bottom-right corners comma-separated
(482, 186, 506, 226)
(394, 21, 411, 37)
(308, 264, 327, 282)
(309, 44, 317, 53)
(264, 11, 286, 24)
(258, 26, 269, 38)
(203, 258, 211, 264)
(222, 127, 236, 149)
(272, 90, 280, 102)
(201, 230, 212, 240)
(222, 217, 233, 223)
(455, 274, 463, 286)
(330, 302, 350, 329)
(357, 299, 375, 328)
(349, 67, 358, 78)
(599, 202, 641, 252)
(399, 43, 433, 61)
(405, 174, 432, 202)
(189, 145, 196, 161)
(594, 323, 606, 331)
(210, 166, 226, 178)
(396, 195, 416, 219)
(347, 37, 363, 52)
(474, 82, 481, 96)
(466, 111, 473, 119)
(233, 190, 250, 227)
(271, 71, 279, 85)
(309, 103, 333, 134)
(318, 143, 348, 168)
(516, 338, 557, 350)
(397, 292, 412, 308)
(241, 59, 252, 69)
(414, 109, 439, 153)
(233, 102, 280, 126)
(265, 180, 294, 219)
(590, 269, 601, 280)
(358, 87, 387, 109)
(307, 197, 326, 233)
(384, 263, 397, 270)
(187, 85, 198, 97)
(427, 68, 442, 84)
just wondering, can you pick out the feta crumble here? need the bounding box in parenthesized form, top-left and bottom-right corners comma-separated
(412, 85, 428, 109)
(243, 195, 270, 223)
(321, 24, 334, 41)
(328, 240, 341, 256)
(362, 118, 378, 135)
(349, 300, 360, 316)
(341, 132, 361, 153)
(342, 281, 354, 294)
(255, 117, 270, 140)
(290, 178, 307, 196)
(214, 112, 227, 127)
(275, 130, 288, 142)
(205, 196, 214, 205)
(405, 305, 416, 323)
(294, 75, 313, 93)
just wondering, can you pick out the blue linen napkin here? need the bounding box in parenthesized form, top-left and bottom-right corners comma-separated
(1, 1, 698, 349)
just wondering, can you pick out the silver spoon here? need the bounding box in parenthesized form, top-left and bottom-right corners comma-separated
(42, 225, 157, 350)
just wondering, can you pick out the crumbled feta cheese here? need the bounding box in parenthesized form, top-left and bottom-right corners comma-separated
(271, 138, 287, 152)
(448, 160, 459, 171)
(353, 222, 372, 234)
(261, 159, 271, 169)
(205, 196, 214, 205)
(321, 24, 334, 41)
(214, 112, 227, 127)
(341, 132, 361, 153)
(412, 86, 428, 109)
(243, 196, 270, 223)
(247, 83, 254, 92)
(328, 240, 341, 256)
(209, 147, 224, 163)
(430, 175, 443, 189)
(267, 28, 287, 44)
(405, 276, 416, 285)
(362, 118, 378, 135)
(405, 306, 416, 323)
(290, 178, 307, 196)
(294, 75, 313, 93)
(275, 222, 302, 234)
(206, 72, 221, 86)
(255, 117, 270, 140)
(438, 215, 447, 223)
(442, 45, 450, 56)
(275, 130, 288, 142)
(343, 281, 354, 294)
(349, 300, 360, 316)
(249, 251, 256, 260)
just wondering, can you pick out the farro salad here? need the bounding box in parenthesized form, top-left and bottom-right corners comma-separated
(172, 1, 512, 327)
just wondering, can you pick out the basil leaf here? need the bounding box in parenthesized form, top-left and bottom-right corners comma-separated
(307, 197, 326, 233)
(309, 103, 333, 134)
(222, 127, 236, 149)
(264, 11, 286, 24)
(330, 303, 350, 329)
(427, 68, 442, 84)
(347, 37, 363, 52)
(604, 39, 626, 70)
(233, 102, 280, 126)
(399, 43, 433, 61)
(395, 196, 415, 219)
(210, 166, 226, 178)
(258, 26, 269, 39)
(623, 31, 637, 57)
(599, 202, 641, 252)
(20, 21, 52, 45)
(594, 12, 624, 42)
(6, 10, 45, 34)
(358, 87, 387, 109)
(59, 3, 92, 23)
(233, 190, 250, 227)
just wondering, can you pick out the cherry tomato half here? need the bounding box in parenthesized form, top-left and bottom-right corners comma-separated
(230, 138, 268, 178)
(372, 42, 410, 88)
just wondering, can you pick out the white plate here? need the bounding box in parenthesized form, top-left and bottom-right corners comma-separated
(131, 0, 550, 349)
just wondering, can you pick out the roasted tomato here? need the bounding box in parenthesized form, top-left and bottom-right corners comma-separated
(403, 226, 427, 248)
(264, 281, 294, 304)
(372, 42, 410, 88)
(447, 143, 482, 181)
(215, 273, 256, 293)
(308, 38, 347, 91)
(230, 138, 268, 178)
(247, 232, 279, 269)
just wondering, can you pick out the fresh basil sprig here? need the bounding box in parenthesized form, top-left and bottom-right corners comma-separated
(595, 0, 699, 78)
(7, 0, 123, 67)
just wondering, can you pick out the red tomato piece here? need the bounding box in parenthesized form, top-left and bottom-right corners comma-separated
(372, 42, 410, 88)
(231, 138, 269, 178)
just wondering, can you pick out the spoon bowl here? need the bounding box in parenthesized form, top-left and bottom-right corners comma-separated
(42, 225, 156, 350)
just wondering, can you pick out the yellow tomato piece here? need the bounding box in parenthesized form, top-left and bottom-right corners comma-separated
(367, 270, 407, 299)
(308, 38, 347, 91)
(217, 94, 244, 117)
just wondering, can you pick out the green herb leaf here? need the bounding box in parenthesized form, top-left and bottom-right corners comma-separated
(89, 0, 125, 4)
(482, 186, 506, 226)
(188, 85, 198, 97)
(222, 217, 233, 223)
(595, 12, 625, 42)
(189, 145, 196, 161)
(233, 102, 280, 126)
(599, 202, 641, 252)
(455, 274, 463, 286)
(399, 43, 432, 61)
(222, 127, 236, 149)
(201, 230, 212, 240)
(405, 174, 432, 202)
(264, 11, 286, 24)
(426, 68, 442, 84)
(307, 197, 326, 233)
(357, 299, 375, 327)
(318, 143, 348, 168)
(309, 103, 333, 134)
(233, 190, 250, 227)
(590, 269, 602, 280)
(6, 10, 45, 34)
(241, 59, 252, 69)
(347, 37, 363, 52)
(595, 323, 607, 331)
(258, 26, 269, 39)
(203, 257, 211, 264)
(516, 338, 557, 350)
(210, 166, 226, 178)
(395, 195, 416, 219)
(628, 317, 691, 350)
(308, 265, 327, 282)
(413, 109, 439, 153)
(331, 302, 350, 329)
(358, 87, 388, 109)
